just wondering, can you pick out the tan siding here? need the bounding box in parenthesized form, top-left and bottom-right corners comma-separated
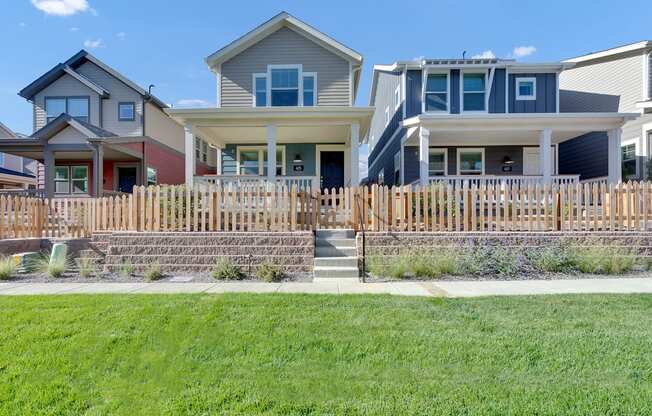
(48, 126, 89, 144)
(0, 124, 14, 138)
(144, 102, 184, 153)
(559, 51, 643, 113)
(220, 27, 351, 107)
(76, 61, 143, 136)
(33, 74, 100, 131)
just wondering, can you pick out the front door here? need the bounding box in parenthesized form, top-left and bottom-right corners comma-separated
(523, 147, 557, 176)
(320, 151, 344, 190)
(117, 167, 138, 193)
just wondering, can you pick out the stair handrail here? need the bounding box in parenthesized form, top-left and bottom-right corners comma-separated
(354, 188, 366, 283)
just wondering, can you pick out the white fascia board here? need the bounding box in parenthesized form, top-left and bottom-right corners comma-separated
(563, 41, 652, 63)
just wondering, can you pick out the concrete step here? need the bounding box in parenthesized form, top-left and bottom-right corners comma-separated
(314, 266, 359, 279)
(315, 246, 356, 258)
(314, 256, 357, 268)
(313, 277, 360, 283)
(315, 229, 355, 239)
(316, 238, 355, 248)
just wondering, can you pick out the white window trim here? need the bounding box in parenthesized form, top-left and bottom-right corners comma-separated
(384, 106, 390, 127)
(393, 151, 400, 184)
(621, 138, 639, 178)
(428, 148, 448, 176)
(252, 73, 267, 107)
(236, 145, 286, 176)
(424, 71, 450, 113)
(54, 165, 89, 195)
(515, 77, 537, 101)
(378, 167, 385, 185)
(456, 148, 485, 175)
(460, 70, 488, 113)
(266, 64, 304, 107)
(394, 84, 401, 111)
(302, 72, 317, 107)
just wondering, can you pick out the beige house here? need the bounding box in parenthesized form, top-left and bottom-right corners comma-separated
(166, 12, 373, 189)
(0, 122, 38, 190)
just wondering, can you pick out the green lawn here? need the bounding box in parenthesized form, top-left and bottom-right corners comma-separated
(1, 294, 652, 415)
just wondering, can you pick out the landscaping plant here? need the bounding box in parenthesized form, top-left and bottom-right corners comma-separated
(0, 257, 16, 280)
(120, 260, 135, 278)
(144, 262, 163, 281)
(77, 258, 95, 278)
(211, 258, 243, 280)
(255, 260, 283, 282)
(37, 254, 68, 278)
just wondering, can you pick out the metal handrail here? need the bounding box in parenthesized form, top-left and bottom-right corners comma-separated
(354, 190, 366, 283)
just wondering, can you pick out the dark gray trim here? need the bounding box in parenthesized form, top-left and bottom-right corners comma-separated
(44, 95, 91, 124)
(141, 98, 146, 136)
(118, 101, 136, 121)
(99, 97, 103, 128)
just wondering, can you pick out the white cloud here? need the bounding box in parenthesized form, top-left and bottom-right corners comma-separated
(513, 46, 537, 58)
(31, 0, 91, 16)
(176, 99, 213, 108)
(116, 32, 126, 40)
(83, 38, 103, 49)
(69, 26, 79, 31)
(19, 22, 27, 27)
(471, 50, 496, 59)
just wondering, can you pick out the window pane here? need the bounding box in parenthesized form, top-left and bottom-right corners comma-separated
(72, 179, 87, 193)
(147, 167, 157, 186)
(255, 92, 267, 107)
(429, 151, 446, 175)
(46, 98, 66, 121)
(239, 150, 259, 175)
(68, 98, 89, 119)
(303, 91, 314, 106)
(622, 144, 636, 161)
(55, 181, 70, 194)
(119, 103, 135, 120)
(271, 90, 298, 106)
(426, 74, 447, 92)
(464, 92, 485, 111)
(271, 69, 298, 88)
(71, 166, 87, 180)
(519, 82, 534, 96)
(255, 77, 267, 92)
(262, 150, 284, 175)
(459, 151, 483, 173)
(425, 93, 447, 111)
(55, 166, 69, 180)
(255, 77, 267, 107)
(303, 76, 314, 91)
(463, 73, 485, 91)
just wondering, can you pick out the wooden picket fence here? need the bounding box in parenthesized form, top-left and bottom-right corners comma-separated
(1, 181, 652, 239)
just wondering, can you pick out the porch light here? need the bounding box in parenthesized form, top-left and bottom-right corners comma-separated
(293, 154, 303, 163)
(502, 156, 515, 165)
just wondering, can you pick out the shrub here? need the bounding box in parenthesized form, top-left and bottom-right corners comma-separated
(387, 255, 410, 279)
(490, 247, 520, 277)
(571, 246, 636, 275)
(37, 254, 68, 278)
(0, 257, 16, 280)
(410, 252, 440, 279)
(120, 260, 135, 278)
(144, 262, 163, 281)
(78, 258, 95, 278)
(256, 260, 283, 282)
(211, 258, 243, 280)
(365, 254, 388, 277)
(530, 244, 577, 273)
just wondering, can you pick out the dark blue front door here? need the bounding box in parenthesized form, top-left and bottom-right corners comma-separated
(320, 151, 344, 190)
(117, 167, 138, 193)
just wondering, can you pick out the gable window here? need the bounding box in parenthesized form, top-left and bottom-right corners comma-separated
(622, 142, 637, 180)
(303, 74, 315, 106)
(516, 77, 536, 100)
(237, 146, 286, 176)
(429, 148, 447, 176)
(271, 67, 299, 106)
(254, 74, 267, 107)
(54, 165, 88, 194)
(462, 72, 486, 112)
(425, 73, 448, 112)
(393, 151, 401, 184)
(457, 148, 484, 175)
(45, 97, 89, 124)
(118, 102, 135, 121)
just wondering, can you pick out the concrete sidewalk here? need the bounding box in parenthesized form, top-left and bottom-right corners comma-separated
(1, 278, 652, 297)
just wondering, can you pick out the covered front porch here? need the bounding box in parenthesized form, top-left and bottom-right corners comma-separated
(403, 113, 637, 186)
(165, 107, 373, 190)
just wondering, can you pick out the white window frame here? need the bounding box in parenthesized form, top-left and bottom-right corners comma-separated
(424, 71, 450, 113)
(460, 70, 488, 113)
(384, 106, 390, 127)
(378, 168, 385, 185)
(252, 73, 267, 107)
(393, 151, 401, 184)
(236, 145, 286, 176)
(54, 165, 89, 195)
(456, 148, 485, 175)
(621, 138, 639, 179)
(428, 148, 448, 176)
(515, 77, 537, 101)
(394, 85, 401, 111)
(267, 64, 303, 107)
(302, 72, 317, 107)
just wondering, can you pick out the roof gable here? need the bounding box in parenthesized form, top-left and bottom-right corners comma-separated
(205, 12, 362, 69)
(32, 114, 116, 141)
(0, 122, 18, 138)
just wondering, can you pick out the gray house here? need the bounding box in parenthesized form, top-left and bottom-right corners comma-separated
(166, 12, 373, 190)
(560, 41, 652, 180)
(366, 58, 635, 187)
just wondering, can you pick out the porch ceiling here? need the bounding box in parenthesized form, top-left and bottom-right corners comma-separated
(196, 124, 351, 145)
(404, 129, 589, 146)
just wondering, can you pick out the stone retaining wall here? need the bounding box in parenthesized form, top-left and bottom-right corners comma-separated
(0, 238, 90, 258)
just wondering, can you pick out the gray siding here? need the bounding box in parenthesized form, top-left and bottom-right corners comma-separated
(220, 27, 351, 107)
(649, 53, 652, 99)
(488, 69, 506, 113)
(558, 132, 608, 180)
(508, 73, 557, 113)
(368, 71, 401, 155)
(33, 74, 100, 132)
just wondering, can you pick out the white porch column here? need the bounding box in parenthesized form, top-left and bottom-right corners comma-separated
(184, 123, 195, 187)
(608, 128, 622, 184)
(539, 128, 552, 182)
(43, 148, 55, 199)
(215, 147, 222, 175)
(419, 126, 430, 186)
(267, 124, 277, 182)
(350, 123, 360, 186)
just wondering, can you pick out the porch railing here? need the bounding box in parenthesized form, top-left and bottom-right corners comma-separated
(430, 174, 580, 188)
(195, 175, 319, 189)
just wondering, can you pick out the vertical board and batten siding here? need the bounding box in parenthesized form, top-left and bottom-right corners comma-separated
(405, 70, 422, 118)
(75, 61, 143, 136)
(508, 73, 557, 113)
(33, 74, 100, 132)
(450, 69, 460, 114)
(558, 132, 608, 180)
(220, 27, 351, 107)
(488, 69, 506, 113)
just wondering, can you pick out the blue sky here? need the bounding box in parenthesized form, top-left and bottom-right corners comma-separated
(1, 0, 651, 138)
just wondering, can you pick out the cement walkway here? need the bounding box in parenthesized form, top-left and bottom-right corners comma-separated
(1, 278, 652, 297)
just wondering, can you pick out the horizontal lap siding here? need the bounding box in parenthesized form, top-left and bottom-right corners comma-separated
(368, 71, 402, 185)
(33, 74, 100, 132)
(509, 73, 557, 113)
(221, 27, 350, 107)
(558, 132, 608, 179)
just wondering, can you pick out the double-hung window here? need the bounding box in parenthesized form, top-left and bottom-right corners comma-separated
(457, 148, 484, 175)
(254, 74, 267, 107)
(303, 73, 315, 106)
(429, 148, 447, 176)
(195, 137, 208, 163)
(54, 165, 88, 194)
(271, 67, 299, 106)
(462, 72, 486, 112)
(425, 73, 448, 112)
(237, 146, 286, 176)
(45, 97, 89, 123)
(622, 143, 637, 179)
(516, 77, 536, 100)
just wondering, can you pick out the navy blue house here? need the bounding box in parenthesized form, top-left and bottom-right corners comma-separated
(365, 58, 635, 187)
